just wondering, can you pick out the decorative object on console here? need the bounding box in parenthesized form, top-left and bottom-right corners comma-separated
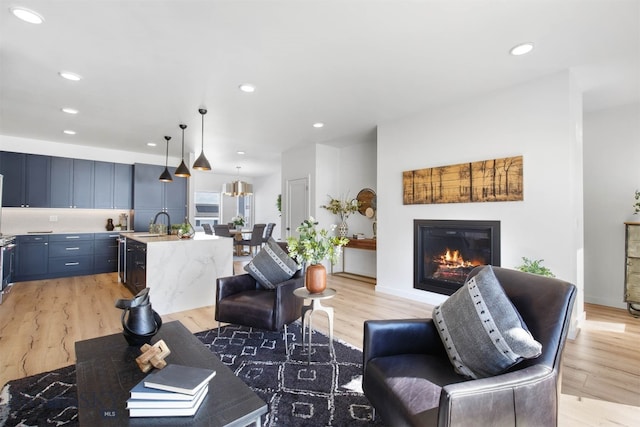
(286, 217, 348, 293)
(174, 124, 191, 177)
(115, 288, 162, 346)
(321, 195, 360, 238)
(403, 155, 523, 205)
(106, 218, 114, 231)
(357, 187, 377, 238)
(158, 136, 173, 182)
(193, 108, 211, 171)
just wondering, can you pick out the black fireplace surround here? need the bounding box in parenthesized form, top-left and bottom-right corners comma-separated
(414, 219, 500, 295)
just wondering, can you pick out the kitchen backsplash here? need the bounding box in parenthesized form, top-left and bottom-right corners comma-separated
(1, 208, 133, 235)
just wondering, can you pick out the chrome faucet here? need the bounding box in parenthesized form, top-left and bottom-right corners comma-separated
(152, 211, 171, 235)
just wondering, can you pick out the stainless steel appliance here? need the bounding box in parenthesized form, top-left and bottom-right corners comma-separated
(0, 235, 15, 304)
(118, 236, 127, 283)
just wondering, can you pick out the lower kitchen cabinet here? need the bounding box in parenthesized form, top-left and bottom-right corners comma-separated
(125, 239, 146, 295)
(47, 233, 94, 278)
(14, 232, 123, 282)
(94, 232, 120, 273)
(15, 235, 49, 281)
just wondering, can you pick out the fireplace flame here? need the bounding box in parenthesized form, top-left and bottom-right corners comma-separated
(436, 249, 475, 268)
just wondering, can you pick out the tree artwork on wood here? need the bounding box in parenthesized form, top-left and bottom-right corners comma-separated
(402, 155, 524, 205)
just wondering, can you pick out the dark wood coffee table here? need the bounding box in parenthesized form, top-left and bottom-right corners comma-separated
(75, 320, 267, 426)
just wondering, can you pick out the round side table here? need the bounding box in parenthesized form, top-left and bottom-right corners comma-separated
(293, 287, 337, 363)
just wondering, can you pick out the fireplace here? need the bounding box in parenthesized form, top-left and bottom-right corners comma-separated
(414, 220, 500, 295)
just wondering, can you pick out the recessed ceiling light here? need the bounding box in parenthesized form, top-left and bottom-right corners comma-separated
(61, 107, 78, 114)
(237, 150, 246, 155)
(313, 122, 324, 128)
(509, 42, 534, 56)
(239, 84, 255, 93)
(59, 71, 82, 81)
(147, 142, 157, 147)
(63, 130, 76, 135)
(10, 7, 44, 24)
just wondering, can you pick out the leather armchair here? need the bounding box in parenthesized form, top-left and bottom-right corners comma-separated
(363, 266, 577, 427)
(215, 268, 304, 354)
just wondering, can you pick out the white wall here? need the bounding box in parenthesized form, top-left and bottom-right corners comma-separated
(376, 72, 585, 318)
(583, 102, 640, 308)
(253, 170, 283, 239)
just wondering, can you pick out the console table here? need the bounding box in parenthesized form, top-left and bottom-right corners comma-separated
(334, 238, 376, 283)
(75, 320, 267, 426)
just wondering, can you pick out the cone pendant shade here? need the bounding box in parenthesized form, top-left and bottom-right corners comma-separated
(159, 135, 173, 182)
(174, 124, 191, 177)
(193, 108, 211, 171)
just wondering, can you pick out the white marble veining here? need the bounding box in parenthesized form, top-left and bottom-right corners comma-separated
(125, 232, 233, 315)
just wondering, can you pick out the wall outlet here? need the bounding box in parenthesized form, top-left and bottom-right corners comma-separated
(49, 215, 58, 222)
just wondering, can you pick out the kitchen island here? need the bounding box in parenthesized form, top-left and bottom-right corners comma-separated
(121, 232, 232, 315)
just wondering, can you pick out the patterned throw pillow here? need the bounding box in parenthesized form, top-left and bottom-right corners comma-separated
(244, 238, 299, 289)
(433, 265, 542, 379)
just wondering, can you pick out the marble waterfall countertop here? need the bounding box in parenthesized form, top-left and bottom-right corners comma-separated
(121, 232, 233, 315)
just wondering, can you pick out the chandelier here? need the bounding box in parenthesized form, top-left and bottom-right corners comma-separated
(223, 166, 253, 197)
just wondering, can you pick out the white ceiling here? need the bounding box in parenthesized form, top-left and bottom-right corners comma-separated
(1, 0, 638, 177)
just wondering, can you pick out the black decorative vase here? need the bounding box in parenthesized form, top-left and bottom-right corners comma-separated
(106, 218, 114, 231)
(115, 288, 162, 346)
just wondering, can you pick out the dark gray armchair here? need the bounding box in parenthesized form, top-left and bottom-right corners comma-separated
(363, 266, 576, 427)
(215, 266, 304, 354)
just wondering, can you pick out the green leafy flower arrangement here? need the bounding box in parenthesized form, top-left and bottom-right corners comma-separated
(634, 190, 640, 215)
(321, 195, 360, 222)
(231, 216, 245, 226)
(286, 217, 349, 265)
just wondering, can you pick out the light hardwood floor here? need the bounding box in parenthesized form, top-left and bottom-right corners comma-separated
(0, 269, 638, 426)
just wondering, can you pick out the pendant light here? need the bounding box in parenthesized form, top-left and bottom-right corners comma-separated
(159, 136, 173, 182)
(193, 108, 212, 171)
(223, 166, 253, 197)
(174, 124, 191, 177)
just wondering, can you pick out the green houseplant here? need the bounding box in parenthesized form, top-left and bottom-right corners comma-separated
(286, 217, 349, 293)
(516, 257, 555, 277)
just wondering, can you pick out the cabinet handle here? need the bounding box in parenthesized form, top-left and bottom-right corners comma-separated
(66, 247, 80, 251)
(65, 262, 80, 266)
(66, 236, 81, 239)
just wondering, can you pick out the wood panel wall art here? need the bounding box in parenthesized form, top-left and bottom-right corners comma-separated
(403, 155, 523, 205)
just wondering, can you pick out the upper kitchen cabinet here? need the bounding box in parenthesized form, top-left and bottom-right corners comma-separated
(51, 157, 95, 208)
(0, 151, 51, 208)
(133, 163, 186, 231)
(94, 161, 132, 209)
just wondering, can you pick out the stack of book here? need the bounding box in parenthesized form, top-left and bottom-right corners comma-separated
(127, 364, 216, 417)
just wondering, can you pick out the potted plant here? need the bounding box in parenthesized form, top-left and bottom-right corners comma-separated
(321, 195, 360, 237)
(286, 217, 349, 293)
(231, 216, 245, 230)
(516, 257, 555, 277)
(634, 190, 640, 215)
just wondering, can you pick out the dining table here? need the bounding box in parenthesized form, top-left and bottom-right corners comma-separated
(229, 228, 251, 255)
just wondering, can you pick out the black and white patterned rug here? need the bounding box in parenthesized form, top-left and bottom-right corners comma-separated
(0, 323, 384, 426)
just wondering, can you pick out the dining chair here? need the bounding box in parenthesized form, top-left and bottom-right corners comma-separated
(262, 223, 275, 246)
(237, 224, 267, 257)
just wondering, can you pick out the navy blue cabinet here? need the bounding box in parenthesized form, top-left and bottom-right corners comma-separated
(0, 152, 51, 207)
(15, 235, 49, 281)
(94, 232, 120, 273)
(133, 163, 186, 232)
(94, 162, 133, 209)
(47, 233, 94, 277)
(51, 157, 95, 208)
